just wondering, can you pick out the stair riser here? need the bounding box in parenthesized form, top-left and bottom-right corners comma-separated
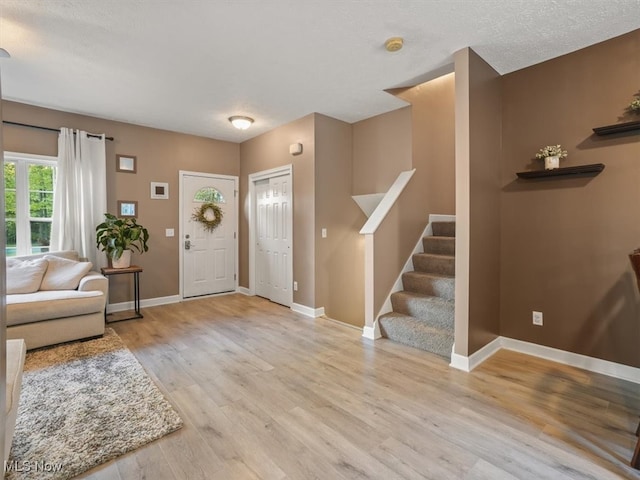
(391, 294, 454, 330)
(423, 236, 455, 256)
(412, 254, 455, 276)
(431, 222, 456, 238)
(402, 274, 455, 300)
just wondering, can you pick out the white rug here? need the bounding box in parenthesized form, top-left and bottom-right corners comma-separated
(6, 329, 183, 480)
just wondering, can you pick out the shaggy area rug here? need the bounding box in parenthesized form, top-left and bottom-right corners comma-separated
(6, 329, 183, 480)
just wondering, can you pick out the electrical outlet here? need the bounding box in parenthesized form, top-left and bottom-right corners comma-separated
(532, 311, 543, 326)
(293, 281, 298, 291)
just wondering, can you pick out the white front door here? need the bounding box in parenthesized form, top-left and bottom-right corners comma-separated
(255, 173, 292, 306)
(181, 172, 237, 298)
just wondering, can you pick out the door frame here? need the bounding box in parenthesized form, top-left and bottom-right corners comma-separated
(179, 170, 239, 300)
(248, 164, 293, 302)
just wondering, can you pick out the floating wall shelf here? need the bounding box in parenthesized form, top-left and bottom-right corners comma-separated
(516, 163, 605, 180)
(592, 120, 640, 136)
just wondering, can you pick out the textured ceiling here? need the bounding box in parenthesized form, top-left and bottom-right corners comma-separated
(0, 0, 639, 142)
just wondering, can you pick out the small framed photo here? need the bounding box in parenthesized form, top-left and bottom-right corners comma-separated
(117, 200, 138, 218)
(150, 182, 169, 199)
(116, 154, 137, 173)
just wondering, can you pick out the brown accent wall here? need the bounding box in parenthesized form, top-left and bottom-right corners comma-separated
(500, 30, 640, 367)
(238, 114, 316, 308)
(1, 101, 239, 303)
(352, 107, 412, 195)
(314, 114, 363, 326)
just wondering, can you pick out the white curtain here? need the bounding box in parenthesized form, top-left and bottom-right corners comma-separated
(50, 128, 107, 268)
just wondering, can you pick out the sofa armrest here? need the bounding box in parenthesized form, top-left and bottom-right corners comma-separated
(78, 271, 109, 297)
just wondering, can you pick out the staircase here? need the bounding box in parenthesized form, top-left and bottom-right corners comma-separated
(379, 221, 455, 358)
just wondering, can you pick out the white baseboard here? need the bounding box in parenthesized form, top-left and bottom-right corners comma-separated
(450, 336, 640, 384)
(107, 294, 181, 313)
(500, 337, 640, 384)
(450, 337, 502, 372)
(236, 286, 251, 295)
(362, 323, 381, 340)
(291, 303, 325, 318)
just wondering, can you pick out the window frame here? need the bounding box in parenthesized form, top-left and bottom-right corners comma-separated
(4, 151, 57, 257)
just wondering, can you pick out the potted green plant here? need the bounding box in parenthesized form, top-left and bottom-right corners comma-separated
(96, 213, 149, 268)
(534, 144, 568, 170)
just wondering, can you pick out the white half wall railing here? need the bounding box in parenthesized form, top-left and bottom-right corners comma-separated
(352, 193, 385, 218)
(360, 169, 416, 340)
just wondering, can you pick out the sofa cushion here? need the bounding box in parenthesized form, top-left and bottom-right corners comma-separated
(40, 255, 93, 291)
(6, 258, 49, 294)
(7, 290, 105, 326)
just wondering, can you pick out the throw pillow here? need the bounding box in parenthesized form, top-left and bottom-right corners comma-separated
(6, 258, 49, 294)
(40, 255, 93, 291)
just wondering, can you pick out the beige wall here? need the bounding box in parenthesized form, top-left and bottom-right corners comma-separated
(352, 106, 412, 195)
(365, 75, 455, 318)
(238, 114, 316, 307)
(500, 29, 640, 367)
(314, 114, 364, 326)
(0, 73, 7, 461)
(467, 49, 502, 355)
(2, 101, 239, 303)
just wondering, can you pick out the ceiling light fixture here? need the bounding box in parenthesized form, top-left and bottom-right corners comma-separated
(385, 37, 404, 52)
(228, 116, 254, 130)
(0, 48, 11, 58)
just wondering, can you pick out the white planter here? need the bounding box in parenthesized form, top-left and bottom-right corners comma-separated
(544, 155, 560, 170)
(112, 250, 132, 269)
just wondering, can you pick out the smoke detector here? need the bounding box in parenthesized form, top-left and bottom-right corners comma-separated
(385, 37, 404, 52)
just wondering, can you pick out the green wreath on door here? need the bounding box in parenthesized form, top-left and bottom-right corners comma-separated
(192, 202, 223, 232)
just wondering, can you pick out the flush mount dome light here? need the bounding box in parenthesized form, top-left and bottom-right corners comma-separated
(228, 116, 254, 130)
(384, 37, 403, 52)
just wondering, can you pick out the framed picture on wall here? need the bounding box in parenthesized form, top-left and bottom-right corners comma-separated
(150, 182, 169, 199)
(116, 154, 137, 173)
(117, 200, 138, 218)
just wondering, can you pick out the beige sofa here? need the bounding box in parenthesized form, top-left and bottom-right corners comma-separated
(6, 251, 107, 350)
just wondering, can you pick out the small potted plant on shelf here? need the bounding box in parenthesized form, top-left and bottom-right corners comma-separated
(96, 213, 149, 268)
(629, 98, 640, 114)
(534, 144, 568, 170)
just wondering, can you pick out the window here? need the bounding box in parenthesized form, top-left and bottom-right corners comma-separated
(193, 186, 226, 204)
(4, 152, 57, 257)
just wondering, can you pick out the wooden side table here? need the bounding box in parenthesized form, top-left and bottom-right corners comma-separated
(100, 265, 144, 322)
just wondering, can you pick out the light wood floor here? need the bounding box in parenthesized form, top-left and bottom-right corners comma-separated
(79, 294, 640, 480)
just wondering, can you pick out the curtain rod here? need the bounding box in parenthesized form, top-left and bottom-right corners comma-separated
(2, 120, 114, 141)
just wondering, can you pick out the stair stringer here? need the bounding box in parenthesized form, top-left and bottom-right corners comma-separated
(373, 213, 456, 334)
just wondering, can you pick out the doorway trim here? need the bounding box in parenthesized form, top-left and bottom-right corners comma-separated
(248, 164, 293, 299)
(179, 170, 239, 300)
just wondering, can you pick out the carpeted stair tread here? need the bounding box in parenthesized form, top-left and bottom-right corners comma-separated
(423, 236, 455, 255)
(390, 291, 454, 330)
(402, 271, 455, 300)
(380, 219, 456, 358)
(412, 253, 455, 276)
(431, 221, 456, 238)
(379, 312, 454, 358)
